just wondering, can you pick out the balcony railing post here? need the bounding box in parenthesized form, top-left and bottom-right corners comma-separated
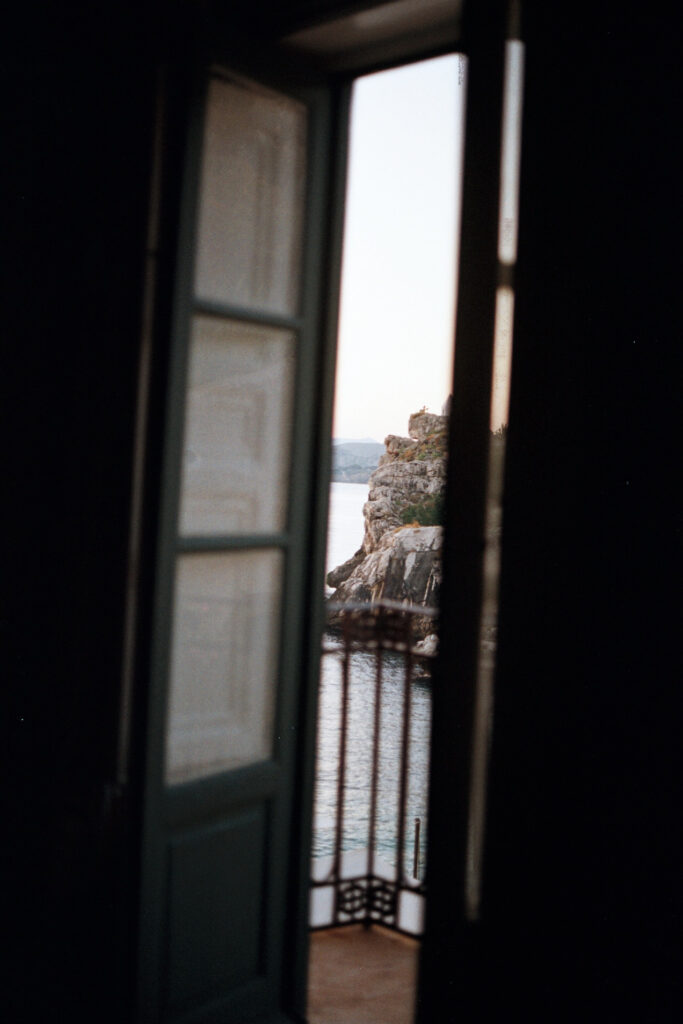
(395, 614, 413, 892)
(332, 616, 352, 926)
(413, 817, 421, 880)
(366, 607, 384, 926)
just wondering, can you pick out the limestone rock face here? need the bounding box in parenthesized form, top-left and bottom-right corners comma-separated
(327, 527, 442, 636)
(362, 457, 446, 551)
(381, 434, 417, 461)
(326, 409, 448, 638)
(408, 410, 447, 440)
(326, 547, 364, 589)
(361, 411, 447, 553)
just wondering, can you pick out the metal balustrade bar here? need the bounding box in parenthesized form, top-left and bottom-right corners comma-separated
(310, 601, 436, 937)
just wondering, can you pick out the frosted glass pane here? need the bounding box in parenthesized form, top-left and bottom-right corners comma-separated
(194, 74, 307, 316)
(178, 316, 295, 535)
(165, 551, 283, 784)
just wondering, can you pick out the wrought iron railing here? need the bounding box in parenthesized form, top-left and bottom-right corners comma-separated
(310, 601, 436, 937)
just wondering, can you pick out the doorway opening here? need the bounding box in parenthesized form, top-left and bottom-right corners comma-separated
(136, 19, 523, 1022)
(306, 52, 466, 1024)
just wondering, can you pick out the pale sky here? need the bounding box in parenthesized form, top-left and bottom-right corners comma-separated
(332, 55, 466, 442)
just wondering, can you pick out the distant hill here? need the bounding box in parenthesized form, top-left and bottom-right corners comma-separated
(331, 440, 384, 483)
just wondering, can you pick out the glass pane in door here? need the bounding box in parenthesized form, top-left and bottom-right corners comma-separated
(194, 74, 307, 316)
(165, 549, 284, 783)
(178, 315, 296, 535)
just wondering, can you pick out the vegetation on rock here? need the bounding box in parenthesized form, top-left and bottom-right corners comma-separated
(398, 493, 444, 526)
(396, 429, 447, 462)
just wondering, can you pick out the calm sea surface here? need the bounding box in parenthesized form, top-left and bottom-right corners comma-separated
(325, 481, 367, 582)
(314, 482, 431, 876)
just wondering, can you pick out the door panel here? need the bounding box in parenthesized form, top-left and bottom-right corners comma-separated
(166, 808, 266, 1012)
(138, 57, 340, 1023)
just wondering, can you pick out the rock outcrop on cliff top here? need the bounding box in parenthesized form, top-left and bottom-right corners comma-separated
(326, 410, 448, 639)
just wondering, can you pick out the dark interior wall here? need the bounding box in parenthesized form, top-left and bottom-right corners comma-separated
(449, 5, 681, 1021)
(3, 7, 159, 1017)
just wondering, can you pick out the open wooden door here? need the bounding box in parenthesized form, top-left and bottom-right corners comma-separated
(136, 54, 344, 1024)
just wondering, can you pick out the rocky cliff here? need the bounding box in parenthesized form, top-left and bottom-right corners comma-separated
(326, 410, 448, 639)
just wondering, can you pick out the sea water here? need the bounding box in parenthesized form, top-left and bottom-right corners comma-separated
(325, 481, 367, 582)
(314, 482, 431, 878)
